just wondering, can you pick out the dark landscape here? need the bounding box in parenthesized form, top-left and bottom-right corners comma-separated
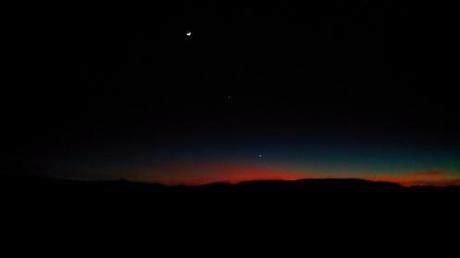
(4, 175, 460, 204)
(2, 174, 459, 247)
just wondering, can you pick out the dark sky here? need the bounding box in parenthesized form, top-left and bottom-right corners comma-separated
(4, 1, 460, 185)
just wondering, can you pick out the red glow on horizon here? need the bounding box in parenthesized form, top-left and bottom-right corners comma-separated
(368, 170, 460, 187)
(146, 162, 312, 185)
(140, 162, 460, 187)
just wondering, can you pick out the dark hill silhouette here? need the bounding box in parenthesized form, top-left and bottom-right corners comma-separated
(2, 175, 459, 198)
(2, 175, 460, 237)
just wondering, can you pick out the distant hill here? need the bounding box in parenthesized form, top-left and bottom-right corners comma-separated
(2, 175, 459, 196)
(2, 175, 459, 230)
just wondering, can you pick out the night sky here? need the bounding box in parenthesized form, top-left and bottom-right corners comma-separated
(4, 1, 460, 186)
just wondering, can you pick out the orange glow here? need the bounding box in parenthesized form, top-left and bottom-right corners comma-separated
(366, 170, 460, 187)
(135, 162, 460, 186)
(145, 162, 313, 185)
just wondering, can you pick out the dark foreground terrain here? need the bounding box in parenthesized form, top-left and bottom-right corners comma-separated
(2, 176, 459, 249)
(3, 176, 459, 209)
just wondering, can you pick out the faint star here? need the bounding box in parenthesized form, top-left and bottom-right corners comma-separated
(258, 154, 263, 159)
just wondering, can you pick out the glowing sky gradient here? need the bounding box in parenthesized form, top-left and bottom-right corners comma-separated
(7, 2, 459, 191)
(53, 139, 460, 186)
(136, 162, 460, 186)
